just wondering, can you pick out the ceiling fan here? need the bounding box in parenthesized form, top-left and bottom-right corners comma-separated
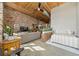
(33, 2, 49, 17)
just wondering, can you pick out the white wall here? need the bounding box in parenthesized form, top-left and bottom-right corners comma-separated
(51, 3, 77, 33)
(76, 3, 79, 47)
(76, 3, 79, 37)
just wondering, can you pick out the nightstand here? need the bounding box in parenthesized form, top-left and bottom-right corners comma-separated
(1, 37, 21, 56)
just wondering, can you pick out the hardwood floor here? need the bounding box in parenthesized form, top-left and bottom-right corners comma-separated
(21, 39, 79, 56)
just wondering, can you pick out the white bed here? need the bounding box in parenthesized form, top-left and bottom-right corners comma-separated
(48, 34, 79, 49)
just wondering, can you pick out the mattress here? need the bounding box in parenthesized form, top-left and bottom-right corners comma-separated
(49, 34, 79, 49)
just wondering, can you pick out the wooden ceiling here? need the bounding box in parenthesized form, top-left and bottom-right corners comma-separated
(4, 2, 63, 23)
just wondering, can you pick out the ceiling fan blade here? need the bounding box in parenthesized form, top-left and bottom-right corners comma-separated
(38, 2, 41, 8)
(40, 8, 43, 12)
(43, 10, 49, 17)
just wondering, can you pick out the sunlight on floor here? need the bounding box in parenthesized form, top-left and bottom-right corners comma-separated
(24, 47, 34, 52)
(32, 46, 46, 51)
(22, 43, 46, 52)
(29, 43, 36, 45)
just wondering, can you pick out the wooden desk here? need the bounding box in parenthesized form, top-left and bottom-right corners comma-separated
(0, 42, 2, 47)
(0, 37, 21, 55)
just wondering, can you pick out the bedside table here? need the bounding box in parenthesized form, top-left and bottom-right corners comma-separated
(1, 37, 21, 56)
(41, 31, 52, 42)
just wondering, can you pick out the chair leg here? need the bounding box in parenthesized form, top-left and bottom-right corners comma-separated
(16, 52, 20, 56)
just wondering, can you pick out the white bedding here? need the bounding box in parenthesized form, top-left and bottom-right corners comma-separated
(49, 34, 79, 49)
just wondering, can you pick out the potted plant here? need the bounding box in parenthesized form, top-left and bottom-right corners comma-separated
(4, 25, 13, 40)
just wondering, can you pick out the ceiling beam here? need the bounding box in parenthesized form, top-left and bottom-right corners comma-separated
(42, 2, 51, 13)
(23, 3, 33, 9)
(4, 2, 32, 14)
(4, 2, 49, 23)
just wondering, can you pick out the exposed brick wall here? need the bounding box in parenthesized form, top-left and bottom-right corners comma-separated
(0, 3, 3, 41)
(4, 6, 46, 32)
